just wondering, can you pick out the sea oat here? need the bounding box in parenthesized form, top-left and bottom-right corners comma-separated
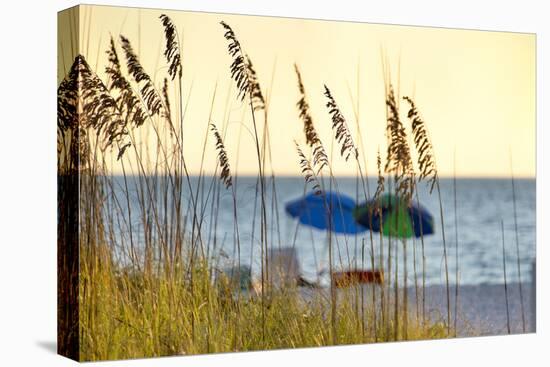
(324, 85, 358, 161)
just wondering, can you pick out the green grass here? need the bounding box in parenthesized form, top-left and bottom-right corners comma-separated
(79, 248, 449, 360)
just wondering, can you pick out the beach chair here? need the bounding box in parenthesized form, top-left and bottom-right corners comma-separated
(267, 247, 317, 288)
(216, 264, 252, 291)
(331, 269, 384, 288)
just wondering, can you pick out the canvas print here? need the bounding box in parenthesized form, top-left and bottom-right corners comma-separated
(57, 5, 536, 361)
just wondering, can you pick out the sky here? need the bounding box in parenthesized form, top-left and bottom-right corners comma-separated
(58, 5, 536, 178)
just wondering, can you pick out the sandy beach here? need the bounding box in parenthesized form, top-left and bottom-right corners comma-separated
(419, 282, 535, 336)
(296, 280, 535, 338)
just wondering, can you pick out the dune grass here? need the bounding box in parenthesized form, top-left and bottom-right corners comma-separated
(57, 14, 457, 361)
(78, 249, 449, 360)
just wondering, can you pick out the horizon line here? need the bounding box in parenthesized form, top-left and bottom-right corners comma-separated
(99, 173, 536, 180)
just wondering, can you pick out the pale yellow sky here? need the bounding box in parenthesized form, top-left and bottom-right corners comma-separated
(58, 5, 536, 177)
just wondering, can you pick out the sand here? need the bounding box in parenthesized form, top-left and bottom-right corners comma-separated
(296, 281, 535, 337)
(417, 282, 535, 336)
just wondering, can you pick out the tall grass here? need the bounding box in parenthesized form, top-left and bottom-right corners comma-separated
(501, 220, 511, 334)
(403, 95, 451, 335)
(57, 15, 455, 361)
(510, 151, 526, 332)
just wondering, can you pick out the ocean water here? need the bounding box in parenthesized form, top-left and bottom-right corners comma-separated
(107, 176, 536, 286)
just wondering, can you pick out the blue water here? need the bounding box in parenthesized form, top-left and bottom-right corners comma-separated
(106, 176, 536, 286)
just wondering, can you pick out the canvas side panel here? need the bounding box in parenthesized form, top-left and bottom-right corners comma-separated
(57, 5, 80, 362)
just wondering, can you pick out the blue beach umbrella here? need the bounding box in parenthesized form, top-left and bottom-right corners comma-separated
(353, 193, 434, 238)
(285, 191, 367, 234)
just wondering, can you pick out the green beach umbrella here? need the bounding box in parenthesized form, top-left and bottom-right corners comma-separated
(353, 193, 434, 239)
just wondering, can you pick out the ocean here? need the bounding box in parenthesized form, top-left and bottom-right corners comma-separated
(107, 176, 536, 287)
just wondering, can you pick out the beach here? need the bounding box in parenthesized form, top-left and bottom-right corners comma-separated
(416, 282, 535, 336)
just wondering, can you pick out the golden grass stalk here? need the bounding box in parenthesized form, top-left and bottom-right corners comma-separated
(220, 20, 269, 341)
(403, 95, 451, 335)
